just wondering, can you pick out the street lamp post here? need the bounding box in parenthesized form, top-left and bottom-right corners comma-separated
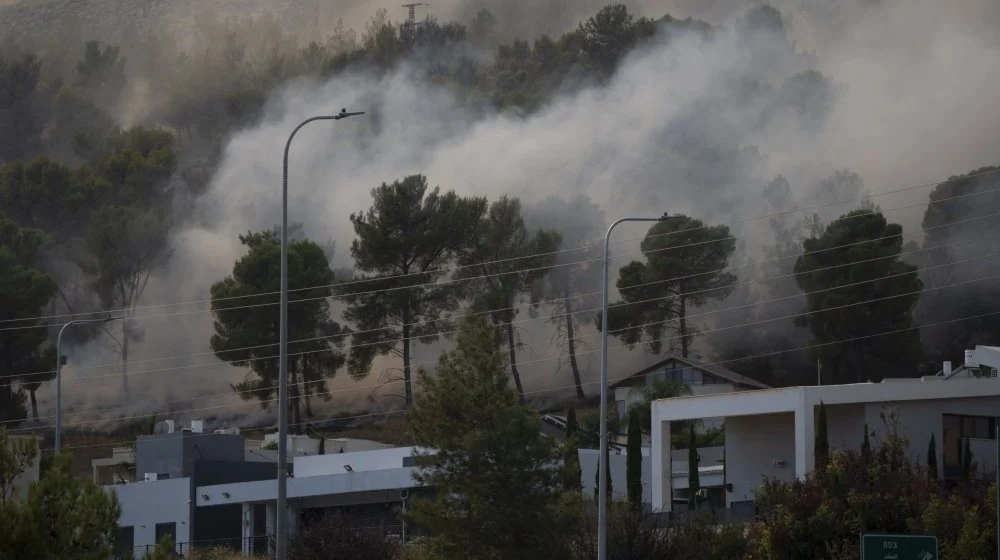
(277, 109, 364, 560)
(55, 315, 119, 454)
(598, 214, 669, 560)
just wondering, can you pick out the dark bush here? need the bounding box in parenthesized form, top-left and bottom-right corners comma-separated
(288, 514, 401, 560)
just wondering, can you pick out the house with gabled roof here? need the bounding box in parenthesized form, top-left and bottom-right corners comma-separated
(609, 355, 771, 428)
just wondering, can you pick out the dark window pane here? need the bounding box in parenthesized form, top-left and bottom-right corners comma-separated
(943, 426, 960, 466)
(976, 417, 990, 439)
(962, 416, 976, 437)
(944, 414, 960, 433)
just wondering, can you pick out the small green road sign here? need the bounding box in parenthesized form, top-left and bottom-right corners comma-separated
(860, 533, 938, 560)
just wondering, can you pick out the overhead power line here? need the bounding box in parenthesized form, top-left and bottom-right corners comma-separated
(36, 301, 1000, 453)
(4, 221, 998, 384)
(1, 178, 998, 345)
(2, 167, 997, 328)
(13, 265, 1000, 433)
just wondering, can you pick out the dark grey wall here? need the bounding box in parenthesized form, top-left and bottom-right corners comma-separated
(191, 460, 277, 547)
(136, 433, 185, 479)
(135, 433, 246, 480)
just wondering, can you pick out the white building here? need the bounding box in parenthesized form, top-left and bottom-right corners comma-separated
(92, 446, 135, 484)
(611, 356, 770, 432)
(649, 346, 1000, 512)
(109, 443, 422, 558)
(579, 446, 725, 507)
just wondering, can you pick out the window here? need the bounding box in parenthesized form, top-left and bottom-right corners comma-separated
(617, 400, 627, 418)
(942, 413, 996, 478)
(155, 522, 176, 548)
(114, 526, 134, 559)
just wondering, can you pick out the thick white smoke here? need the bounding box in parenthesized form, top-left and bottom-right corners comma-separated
(43, 0, 1000, 427)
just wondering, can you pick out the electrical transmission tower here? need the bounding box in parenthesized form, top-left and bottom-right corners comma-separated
(400, 3, 430, 44)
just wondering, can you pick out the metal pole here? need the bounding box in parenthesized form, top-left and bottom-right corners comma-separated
(55, 316, 118, 454)
(277, 110, 362, 560)
(599, 214, 667, 560)
(996, 417, 999, 560)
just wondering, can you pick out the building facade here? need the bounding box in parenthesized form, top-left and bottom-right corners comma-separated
(650, 373, 1000, 512)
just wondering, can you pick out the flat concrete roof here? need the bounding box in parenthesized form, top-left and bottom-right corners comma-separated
(652, 377, 1000, 422)
(196, 466, 419, 507)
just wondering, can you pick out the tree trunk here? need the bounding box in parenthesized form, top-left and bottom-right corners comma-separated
(506, 320, 526, 404)
(29, 389, 38, 421)
(402, 305, 413, 406)
(563, 290, 584, 400)
(121, 320, 130, 397)
(679, 293, 689, 359)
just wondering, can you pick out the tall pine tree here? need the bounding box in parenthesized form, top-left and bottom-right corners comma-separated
(457, 197, 561, 402)
(339, 176, 485, 405)
(795, 209, 923, 383)
(600, 215, 736, 357)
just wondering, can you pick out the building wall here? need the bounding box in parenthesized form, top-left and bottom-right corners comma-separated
(724, 396, 1000, 505)
(110, 477, 192, 558)
(580, 448, 650, 503)
(824, 403, 867, 452)
(136, 433, 245, 480)
(295, 447, 415, 478)
(615, 384, 732, 431)
(724, 413, 795, 506)
(191, 460, 277, 546)
(860, 396, 1000, 477)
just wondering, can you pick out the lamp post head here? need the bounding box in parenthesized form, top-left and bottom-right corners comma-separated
(333, 108, 365, 120)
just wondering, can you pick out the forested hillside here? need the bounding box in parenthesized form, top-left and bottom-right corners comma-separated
(0, 0, 998, 430)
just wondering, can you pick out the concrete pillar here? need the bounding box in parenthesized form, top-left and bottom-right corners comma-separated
(287, 503, 301, 540)
(650, 405, 672, 512)
(265, 502, 277, 556)
(794, 400, 815, 479)
(241, 503, 255, 558)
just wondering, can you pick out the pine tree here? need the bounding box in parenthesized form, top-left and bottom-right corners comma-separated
(407, 317, 569, 558)
(687, 424, 700, 511)
(927, 434, 937, 480)
(339, 176, 486, 405)
(815, 402, 829, 470)
(626, 410, 642, 508)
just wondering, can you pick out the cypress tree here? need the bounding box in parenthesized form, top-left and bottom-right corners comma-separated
(962, 438, 974, 479)
(563, 408, 582, 492)
(861, 423, 871, 460)
(815, 402, 829, 470)
(687, 424, 700, 511)
(626, 410, 642, 508)
(593, 444, 612, 502)
(927, 434, 937, 480)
